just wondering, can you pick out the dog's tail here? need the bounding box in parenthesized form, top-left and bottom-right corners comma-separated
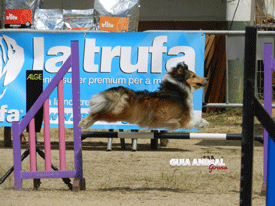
(89, 89, 129, 115)
(79, 88, 130, 128)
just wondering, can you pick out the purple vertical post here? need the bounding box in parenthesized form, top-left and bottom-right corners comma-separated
(12, 122, 22, 190)
(265, 43, 275, 204)
(264, 44, 272, 186)
(71, 41, 83, 179)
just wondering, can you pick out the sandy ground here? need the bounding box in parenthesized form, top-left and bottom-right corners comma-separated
(0, 111, 267, 206)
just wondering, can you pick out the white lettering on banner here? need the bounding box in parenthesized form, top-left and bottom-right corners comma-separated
(45, 46, 71, 73)
(84, 39, 100, 72)
(33, 36, 196, 74)
(148, 36, 167, 73)
(33, 37, 44, 70)
(166, 46, 195, 72)
(120, 47, 149, 73)
(0, 105, 20, 122)
(101, 46, 121, 73)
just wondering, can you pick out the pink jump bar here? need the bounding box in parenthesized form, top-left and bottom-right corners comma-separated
(29, 118, 36, 172)
(58, 80, 66, 171)
(43, 98, 51, 171)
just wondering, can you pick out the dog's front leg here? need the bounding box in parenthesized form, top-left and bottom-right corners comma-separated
(196, 118, 209, 130)
(186, 116, 209, 130)
(78, 113, 97, 129)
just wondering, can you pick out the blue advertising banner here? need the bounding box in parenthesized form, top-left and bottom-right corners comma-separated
(0, 31, 205, 131)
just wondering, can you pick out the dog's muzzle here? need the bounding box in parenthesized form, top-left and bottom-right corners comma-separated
(197, 78, 208, 87)
(197, 83, 207, 87)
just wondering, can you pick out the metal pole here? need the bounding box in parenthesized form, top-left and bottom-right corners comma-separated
(250, 0, 255, 26)
(240, 27, 257, 206)
(203, 103, 275, 108)
(107, 138, 113, 151)
(225, 35, 229, 104)
(1, 29, 275, 36)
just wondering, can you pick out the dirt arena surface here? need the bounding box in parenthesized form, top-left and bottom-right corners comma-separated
(0, 110, 267, 205)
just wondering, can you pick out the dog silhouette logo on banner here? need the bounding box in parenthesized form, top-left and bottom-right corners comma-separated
(0, 35, 24, 99)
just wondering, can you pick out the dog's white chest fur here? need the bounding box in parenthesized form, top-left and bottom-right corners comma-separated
(162, 73, 209, 130)
(185, 89, 209, 130)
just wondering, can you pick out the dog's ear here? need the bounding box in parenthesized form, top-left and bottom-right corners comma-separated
(170, 63, 190, 81)
(175, 63, 188, 75)
(176, 63, 188, 71)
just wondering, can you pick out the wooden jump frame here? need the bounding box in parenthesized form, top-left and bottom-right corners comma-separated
(12, 41, 85, 191)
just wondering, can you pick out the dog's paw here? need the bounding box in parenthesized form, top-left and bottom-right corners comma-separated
(197, 119, 209, 130)
(78, 118, 94, 129)
(78, 120, 87, 128)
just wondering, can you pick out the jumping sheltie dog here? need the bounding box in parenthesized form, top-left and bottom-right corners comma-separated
(78, 63, 209, 130)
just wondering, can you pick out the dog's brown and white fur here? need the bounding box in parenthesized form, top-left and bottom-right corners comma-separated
(78, 63, 209, 130)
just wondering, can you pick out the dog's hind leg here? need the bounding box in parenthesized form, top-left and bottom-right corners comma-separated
(78, 114, 97, 129)
(164, 119, 181, 130)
